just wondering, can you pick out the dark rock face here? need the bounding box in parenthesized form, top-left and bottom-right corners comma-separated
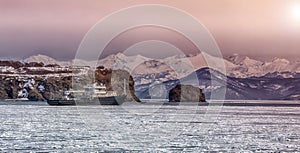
(0, 90, 9, 99)
(41, 76, 72, 100)
(2, 77, 20, 99)
(25, 62, 44, 67)
(0, 77, 9, 99)
(0, 61, 24, 69)
(95, 67, 140, 102)
(28, 90, 44, 101)
(169, 84, 206, 102)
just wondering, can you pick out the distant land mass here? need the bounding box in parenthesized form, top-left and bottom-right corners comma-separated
(0, 53, 299, 100)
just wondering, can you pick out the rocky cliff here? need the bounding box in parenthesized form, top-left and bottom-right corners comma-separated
(168, 84, 206, 102)
(95, 66, 140, 102)
(0, 65, 140, 102)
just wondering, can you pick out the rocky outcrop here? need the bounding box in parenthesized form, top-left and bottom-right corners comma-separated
(41, 76, 72, 100)
(95, 67, 140, 102)
(28, 90, 44, 101)
(2, 77, 20, 99)
(0, 77, 9, 99)
(0, 76, 44, 101)
(0, 90, 9, 99)
(169, 84, 206, 102)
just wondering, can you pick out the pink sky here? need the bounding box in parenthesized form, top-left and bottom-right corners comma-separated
(0, 0, 299, 61)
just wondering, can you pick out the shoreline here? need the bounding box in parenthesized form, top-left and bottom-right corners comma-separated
(1, 99, 300, 107)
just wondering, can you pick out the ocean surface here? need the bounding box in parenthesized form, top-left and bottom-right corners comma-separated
(0, 101, 300, 152)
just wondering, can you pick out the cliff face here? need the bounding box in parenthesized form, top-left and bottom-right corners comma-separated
(0, 66, 140, 102)
(0, 77, 22, 99)
(95, 67, 140, 102)
(41, 76, 72, 100)
(169, 84, 206, 102)
(0, 76, 69, 101)
(0, 61, 24, 69)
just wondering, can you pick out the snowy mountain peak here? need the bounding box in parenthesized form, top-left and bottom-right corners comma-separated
(271, 57, 290, 63)
(115, 52, 126, 59)
(24, 54, 57, 65)
(114, 53, 151, 62)
(227, 54, 248, 65)
(227, 54, 263, 66)
(24, 54, 73, 66)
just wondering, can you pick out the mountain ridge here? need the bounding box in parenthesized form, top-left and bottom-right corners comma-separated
(135, 67, 300, 100)
(23, 53, 300, 79)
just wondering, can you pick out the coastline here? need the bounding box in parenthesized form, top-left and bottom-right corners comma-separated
(1, 99, 300, 107)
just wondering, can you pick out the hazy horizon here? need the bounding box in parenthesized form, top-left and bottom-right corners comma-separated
(0, 0, 300, 61)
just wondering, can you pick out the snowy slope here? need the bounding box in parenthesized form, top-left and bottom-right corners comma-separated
(24, 54, 71, 66)
(97, 53, 152, 73)
(262, 58, 300, 74)
(227, 54, 300, 77)
(24, 54, 58, 65)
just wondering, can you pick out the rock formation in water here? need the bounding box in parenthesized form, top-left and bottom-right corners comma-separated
(95, 66, 140, 102)
(168, 84, 206, 102)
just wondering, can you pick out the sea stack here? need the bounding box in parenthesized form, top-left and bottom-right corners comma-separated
(168, 84, 206, 102)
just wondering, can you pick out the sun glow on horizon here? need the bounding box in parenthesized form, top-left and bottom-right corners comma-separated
(290, 3, 300, 23)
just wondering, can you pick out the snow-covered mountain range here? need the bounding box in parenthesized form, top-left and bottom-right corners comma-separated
(226, 54, 300, 78)
(24, 53, 300, 79)
(135, 68, 300, 100)
(12, 53, 300, 100)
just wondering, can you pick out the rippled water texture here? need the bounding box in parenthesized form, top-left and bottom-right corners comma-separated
(0, 101, 299, 152)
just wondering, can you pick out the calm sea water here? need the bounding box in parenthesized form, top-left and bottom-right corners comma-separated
(0, 101, 299, 152)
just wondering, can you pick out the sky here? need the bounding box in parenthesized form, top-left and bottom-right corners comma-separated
(0, 0, 300, 61)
